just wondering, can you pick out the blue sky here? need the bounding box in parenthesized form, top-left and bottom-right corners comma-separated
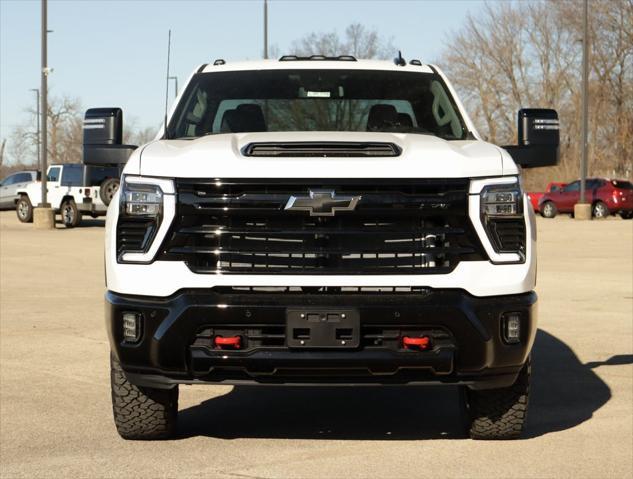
(1, 0, 487, 138)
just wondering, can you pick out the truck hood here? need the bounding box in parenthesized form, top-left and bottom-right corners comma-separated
(136, 132, 507, 179)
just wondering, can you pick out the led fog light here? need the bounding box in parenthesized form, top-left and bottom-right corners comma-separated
(502, 312, 521, 344)
(122, 312, 142, 343)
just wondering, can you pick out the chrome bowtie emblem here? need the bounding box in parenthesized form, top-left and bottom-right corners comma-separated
(285, 190, 361, 216)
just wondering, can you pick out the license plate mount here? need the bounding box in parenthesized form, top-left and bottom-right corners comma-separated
(286, 309, 360, 349)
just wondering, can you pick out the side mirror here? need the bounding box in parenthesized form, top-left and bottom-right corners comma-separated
(83, 107, 137, 166)
(503, 108, 559, 168)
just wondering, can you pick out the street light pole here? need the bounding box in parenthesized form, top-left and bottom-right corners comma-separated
(574, 0, 592, 220)
(263, 0, 268, 59)
(34, 0, 54, 228)
(40, 0, 48, 208)
(580, 0, 589, 205)
(30, 89, 40, 167)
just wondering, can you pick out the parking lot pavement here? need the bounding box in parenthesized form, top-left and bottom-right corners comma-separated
(0, 210, 631, 478)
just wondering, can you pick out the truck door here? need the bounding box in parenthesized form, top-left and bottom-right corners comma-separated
(46, 166, 62, 207)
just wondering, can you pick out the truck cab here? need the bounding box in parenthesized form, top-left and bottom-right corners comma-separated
(101, 56, 560, 440)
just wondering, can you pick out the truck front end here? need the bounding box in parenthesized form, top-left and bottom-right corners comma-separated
(104, 59, 557, 440)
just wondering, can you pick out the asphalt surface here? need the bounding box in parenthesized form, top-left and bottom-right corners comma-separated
(0, 210, 631, 478)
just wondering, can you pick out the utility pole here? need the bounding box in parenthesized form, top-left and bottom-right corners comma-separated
(580, 0, 589, 204)
(41, 0, 48, 207)
(263, 0, 268, 59)
(30, 89, 40, 168)
(34, 0, 54, 228)
(575, 0, 592, 220)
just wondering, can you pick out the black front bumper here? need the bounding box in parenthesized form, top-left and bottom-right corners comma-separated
(106, 289, 537, 390)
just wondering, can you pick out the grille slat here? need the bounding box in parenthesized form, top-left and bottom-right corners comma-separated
(167, 245, 474, 255)
(178, 226, 466, 235)
(158, 179, 485, 274)
(184, 192, 464, 207)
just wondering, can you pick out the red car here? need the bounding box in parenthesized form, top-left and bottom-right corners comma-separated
(527, 182, 567, 213)
(539, 178, 633, 219)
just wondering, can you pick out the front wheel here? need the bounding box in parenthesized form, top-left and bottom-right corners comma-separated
(111, 355, 178, 440)
(462, 358, 530, 440)
(540, 201, 557, 218)
(619, 211, 632, 220)
(592, 201, 610, 219)
(60, 200, 81, 228)
(16, 195, 33, 223)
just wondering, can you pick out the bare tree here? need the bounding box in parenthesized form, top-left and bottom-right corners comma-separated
(7, 126, 35, 166)
(290, 23, 395, 59)
(5, 92, 157, 169)
(439, 0, 633, 189)
(124, 125, 156, 146)
(42, 96, 83, 164)
(17, 93, 84, 165)
(0, 139, 6, 167)
(123, 116, 156, 146)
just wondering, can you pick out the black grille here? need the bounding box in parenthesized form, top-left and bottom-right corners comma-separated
(487, 218, 526, 253)
(243, 142, 401, 157)
(158, 179, 486, 274)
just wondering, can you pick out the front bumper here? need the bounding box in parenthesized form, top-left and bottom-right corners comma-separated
(106, 288, 537, 390)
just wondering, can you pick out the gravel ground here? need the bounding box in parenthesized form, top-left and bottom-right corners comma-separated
(0, 210, 631, 478)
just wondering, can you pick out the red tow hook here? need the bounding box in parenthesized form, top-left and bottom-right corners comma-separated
(214, 335, 242, 350)
(402, 336, 430, 351)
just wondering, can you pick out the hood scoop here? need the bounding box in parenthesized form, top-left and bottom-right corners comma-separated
(242, 141, 402, 158)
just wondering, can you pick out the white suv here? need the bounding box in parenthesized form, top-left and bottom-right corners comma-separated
(0, 171, 38, 210)
(102, 56, 559, 440)
(15, 164, 115, 227)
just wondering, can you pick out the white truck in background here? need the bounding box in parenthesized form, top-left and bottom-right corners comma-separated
(15, 163, 118, 227)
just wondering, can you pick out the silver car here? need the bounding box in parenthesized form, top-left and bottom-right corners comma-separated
(0, 171, 39, 210)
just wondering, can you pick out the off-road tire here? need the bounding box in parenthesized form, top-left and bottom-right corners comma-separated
(100, 178, 120, 206)
(464, 358, 530, 440)
(110, 355, 178, 440)
(540, 201, 557, 218)
(16, 195, 33, 223)
(592, 201, 609, 219)
(60, 200, 81, 228)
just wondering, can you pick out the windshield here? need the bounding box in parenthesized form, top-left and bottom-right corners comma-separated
(168, 69, 468, 140)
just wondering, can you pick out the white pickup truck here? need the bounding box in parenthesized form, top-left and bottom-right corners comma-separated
(100, 55, 560, 440)
(16, 163, 119, 227)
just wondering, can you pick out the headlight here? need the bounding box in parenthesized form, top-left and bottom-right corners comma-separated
(480, 182, 526, 258)
(122, 183, 163, 216)
(481, 185, 523, 217)
(117, 176, 173, 263)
